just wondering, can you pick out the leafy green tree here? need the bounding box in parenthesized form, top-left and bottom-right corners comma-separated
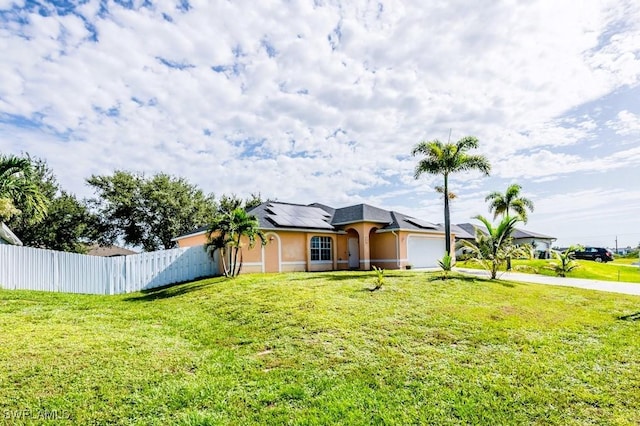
(0, 154, 49, 223)
(206, 206, 265, 277)
(87, 171, 216, 251)
(412, 136, 491, 255)
(19, 192, 97, 253)
(460, 215, 528, 279)
(485, 183, 534, 223)
(6, 157, 98, 252)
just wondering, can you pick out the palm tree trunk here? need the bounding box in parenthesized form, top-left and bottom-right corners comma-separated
(220, 247, 230, 277)
(232, 237, 241, 277)
(444, 173, 451, 255)
(505, 206, 512, 271)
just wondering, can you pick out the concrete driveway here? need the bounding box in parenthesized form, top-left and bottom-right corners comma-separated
(454, 267, 640, 296)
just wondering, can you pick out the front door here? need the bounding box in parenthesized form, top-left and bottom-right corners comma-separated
(348, 237, 359, 268)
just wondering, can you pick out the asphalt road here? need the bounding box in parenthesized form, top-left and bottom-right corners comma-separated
(454, 267, 640, 296)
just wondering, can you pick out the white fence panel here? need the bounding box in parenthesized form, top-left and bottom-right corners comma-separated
(0, 244, 218, 295)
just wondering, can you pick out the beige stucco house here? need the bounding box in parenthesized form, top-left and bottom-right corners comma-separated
(173, 201, 450, 273)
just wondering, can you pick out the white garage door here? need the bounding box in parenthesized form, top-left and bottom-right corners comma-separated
(407, 235, 446, 268)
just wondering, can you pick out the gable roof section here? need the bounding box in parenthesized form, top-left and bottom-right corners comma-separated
(331, 203, 392, 225)
(86, 245, 138, 257)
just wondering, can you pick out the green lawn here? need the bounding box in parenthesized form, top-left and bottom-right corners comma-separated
(1, 272, 639, 425)
(613, 257, 639, 266)
(458, 258, 640, 283)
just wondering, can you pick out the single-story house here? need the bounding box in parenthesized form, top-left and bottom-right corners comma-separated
(0, 223, 22, 246)
(455, 222, 556, 258)
(173, 201, 450, 273)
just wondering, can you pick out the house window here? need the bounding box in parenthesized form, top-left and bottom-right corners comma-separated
(310, 236, 332, 261)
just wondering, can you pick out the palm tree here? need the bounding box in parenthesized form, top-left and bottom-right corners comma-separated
(547, 246, 581, 277)
(412, 136, 491, 255)
(206, 207, 266, 277)
(485, 183, 534, 223)
(460, 215, 527, 279)
(0, 154, 48, 223)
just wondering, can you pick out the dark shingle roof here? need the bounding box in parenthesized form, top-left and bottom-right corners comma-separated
(331, 204, 393, 225)
(389, 212, 441, 231)
(174, 201, 443, 239)
(454, 223, 555, 240)
(86, 245, 137, 257)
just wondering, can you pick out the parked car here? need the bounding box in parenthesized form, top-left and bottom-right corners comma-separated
(572, 247, 614, 263)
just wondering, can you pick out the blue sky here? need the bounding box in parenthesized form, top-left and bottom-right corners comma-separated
(1, 0, 639, 248)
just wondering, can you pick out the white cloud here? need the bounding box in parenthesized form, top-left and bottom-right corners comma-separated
(0, 0, 639, 246)
(606, 110, 640, 137)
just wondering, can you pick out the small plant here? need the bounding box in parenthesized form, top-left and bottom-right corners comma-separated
(370, 266, 385, 291)
(547, 246, 581, 277)
(437, 252, 455, 279)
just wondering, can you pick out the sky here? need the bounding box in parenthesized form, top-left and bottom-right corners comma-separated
(1, 0, 639, 249)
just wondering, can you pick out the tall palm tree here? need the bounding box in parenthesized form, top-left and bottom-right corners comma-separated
(0, 154, 48, 223)
(412, 136, 491, 255)
(206, 207, 265, 277)
(460, 215, 527, 279)
(485, 183, 534, 223)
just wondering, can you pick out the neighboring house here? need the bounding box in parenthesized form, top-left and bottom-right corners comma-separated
(0, 222, 22, 246)
(174, 201, 449, 273)
(86, 245, 138, 257)
(455, 222, 556, 258)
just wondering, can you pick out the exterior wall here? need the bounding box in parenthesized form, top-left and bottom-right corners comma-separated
(370, 231, 400, 269)
(176, 232, 207, 248)
(279, 232, 307, 272)
(174, 225, 443, 273)
(335, 233, 350, 270)
(175, 229, 341, 274)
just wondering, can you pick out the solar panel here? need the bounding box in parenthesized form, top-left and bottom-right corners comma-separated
(267, 212, 333, 229)
(405, 217, 437, 229)
(267, 203, 330, 219)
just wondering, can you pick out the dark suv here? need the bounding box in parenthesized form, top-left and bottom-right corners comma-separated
(572, 247, 614, 263)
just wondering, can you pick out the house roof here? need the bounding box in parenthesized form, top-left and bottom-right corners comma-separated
(0, 222, 22, 246)
(454, 222, 555, 240)
(173, 201, 442, 240)
(449, 223, 476, 239)
(86, 245, 138, 257)
(332, 203, 393, 225)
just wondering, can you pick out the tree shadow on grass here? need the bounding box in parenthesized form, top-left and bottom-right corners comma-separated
(124, 276, 224, 302)
(618, 312, 640, 321)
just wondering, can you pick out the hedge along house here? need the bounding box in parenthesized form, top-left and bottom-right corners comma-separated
(173, 201, 449, 273)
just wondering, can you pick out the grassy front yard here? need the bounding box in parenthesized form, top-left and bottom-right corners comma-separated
(457, 258, 640, 283)
(1, 272, 639, 424)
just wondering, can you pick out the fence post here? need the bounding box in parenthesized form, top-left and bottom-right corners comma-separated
(52, 250, 59, 292)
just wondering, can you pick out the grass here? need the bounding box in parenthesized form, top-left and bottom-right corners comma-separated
(458, 258, 640, 283)
(613, 257, 639, 265)
(1, 271, 639, 424)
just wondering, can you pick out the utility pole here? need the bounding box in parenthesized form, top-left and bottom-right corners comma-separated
(615, 236, 618, 254)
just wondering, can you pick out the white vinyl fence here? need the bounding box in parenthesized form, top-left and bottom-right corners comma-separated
(0, 245, 218, 295)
